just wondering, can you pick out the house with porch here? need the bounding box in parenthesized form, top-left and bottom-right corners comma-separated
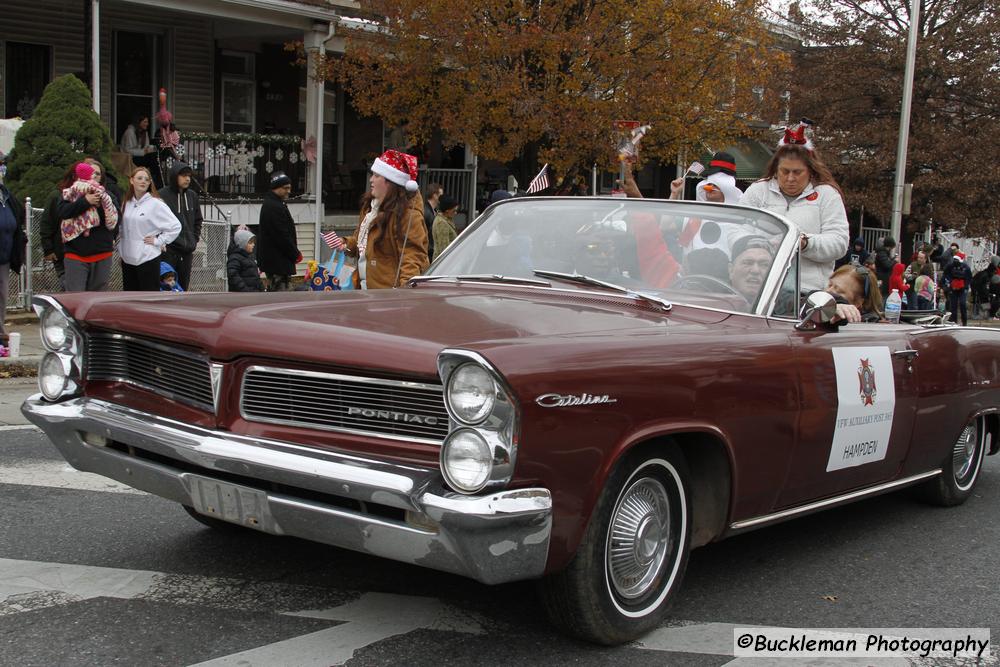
(2, 0, 479, 287)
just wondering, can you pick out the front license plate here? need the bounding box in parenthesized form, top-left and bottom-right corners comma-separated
(188, 475, 272, 531)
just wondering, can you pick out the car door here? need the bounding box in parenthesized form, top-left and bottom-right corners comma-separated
(775, 322, 919, 509)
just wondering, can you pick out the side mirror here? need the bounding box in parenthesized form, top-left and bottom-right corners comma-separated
(795, 291, 838, 330)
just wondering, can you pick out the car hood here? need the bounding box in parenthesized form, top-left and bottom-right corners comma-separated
(58, 286, 729, 378)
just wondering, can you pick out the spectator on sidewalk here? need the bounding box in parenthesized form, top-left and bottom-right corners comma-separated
(423, 182, 443, 260)
(56, 161, 120, 291)
(159, 262, 184, 292)
(344, 150, 428, 289)
(227, 229, 264, 292)
(914, 263, 937, 311)
(873, 236, 897, 299)
(120, 115, 162, 188)
(257, 172, 300, 291)
(431, 195, 460, 261)
(943, 251, 973, 326)
(41, 163, 77, 289)
(160, 161, 203, 291)
(0, 151, 27, 338)
(889, 261, 911, 309)
(836, 236, 870, 268)
(119, 167, 180, 291)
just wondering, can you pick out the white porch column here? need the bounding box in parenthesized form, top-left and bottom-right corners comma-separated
(91, 0, 100, 113)
(304, 22, 336, 262)
(303, 28, 324, 198)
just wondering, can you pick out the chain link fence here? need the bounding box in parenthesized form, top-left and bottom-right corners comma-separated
(6, 198, 231, 311)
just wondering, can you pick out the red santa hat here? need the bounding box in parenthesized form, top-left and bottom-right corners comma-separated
(954, 251, 966, 261)
(372, 149, 419, 192)
(779, 118, 814, 151)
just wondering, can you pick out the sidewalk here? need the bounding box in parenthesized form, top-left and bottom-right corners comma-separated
(1, 310, 45, 371)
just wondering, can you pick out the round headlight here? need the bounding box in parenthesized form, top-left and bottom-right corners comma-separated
(447, 363, 496, 424)
(38, 353, 69, 401)
(441, 429, 492, 493)
(41, 308, 72, 351)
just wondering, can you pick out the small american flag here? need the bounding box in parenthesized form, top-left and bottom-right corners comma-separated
(526, 163, 550, 194)
(321, 230, 344, 249)
(685, 161, 705, 176)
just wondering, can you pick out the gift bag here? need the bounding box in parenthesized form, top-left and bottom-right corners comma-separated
(308, 250, 355, 291)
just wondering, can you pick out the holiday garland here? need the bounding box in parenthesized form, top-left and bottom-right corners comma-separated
(179, 132, 302, 145)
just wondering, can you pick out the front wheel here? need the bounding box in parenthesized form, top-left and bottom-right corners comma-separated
(919, 417, 988, 507)
(538, 446, 691, 645)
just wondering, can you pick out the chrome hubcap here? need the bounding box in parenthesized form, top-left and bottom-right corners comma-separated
(953, 423, 979, 484)
(607, 477, 671, 600)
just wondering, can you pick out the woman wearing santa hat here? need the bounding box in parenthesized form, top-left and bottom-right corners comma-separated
(344, 150, 429, 289)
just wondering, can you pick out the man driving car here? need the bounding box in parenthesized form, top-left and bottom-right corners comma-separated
(729, 235, 774, 304)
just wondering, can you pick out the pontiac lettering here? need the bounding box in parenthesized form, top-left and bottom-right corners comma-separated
(535, 393, 617, 408)
(346, 406, 439, 425)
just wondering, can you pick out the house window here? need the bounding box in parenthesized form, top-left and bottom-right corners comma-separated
(220, 51, 255, 133)
(113, 30, 165, 142)
(4, 42, 52, 119)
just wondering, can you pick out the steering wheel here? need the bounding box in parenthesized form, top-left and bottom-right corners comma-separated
(674, 273, 742, 298)
(673, 273, 754, 310)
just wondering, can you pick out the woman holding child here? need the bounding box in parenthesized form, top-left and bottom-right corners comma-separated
(55, 161, 119, 291)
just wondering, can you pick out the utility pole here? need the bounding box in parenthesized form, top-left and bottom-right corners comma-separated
(890, 0, 921, 243)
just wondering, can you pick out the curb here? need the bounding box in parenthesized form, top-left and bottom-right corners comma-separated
(5, 311, 38, 324)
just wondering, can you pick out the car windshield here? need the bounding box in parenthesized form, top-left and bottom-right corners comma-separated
(428, 198, 791, 312)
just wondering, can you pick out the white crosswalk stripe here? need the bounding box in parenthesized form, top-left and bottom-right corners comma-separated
(0, 460, 144, 494)
(1, 447, 996, 666)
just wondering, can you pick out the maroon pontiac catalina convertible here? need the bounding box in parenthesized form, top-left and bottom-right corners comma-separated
(23, 198, 1000, 644)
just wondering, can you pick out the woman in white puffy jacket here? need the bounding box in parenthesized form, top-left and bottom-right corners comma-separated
(119, 167, 181, 291)
(739, 145, 849, 293)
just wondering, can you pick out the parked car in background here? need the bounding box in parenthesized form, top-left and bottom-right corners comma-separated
(23, 197, 1000, 644)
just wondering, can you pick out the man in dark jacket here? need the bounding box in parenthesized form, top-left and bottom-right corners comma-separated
(256, 172, 300, 291)
(943, 252, 974, 325)
(41, 189, 66, 288)
(874, 236, 897, 299)
(227, 229, 264, 292)
(0, 154, 27, 339)
(835, 236, 869, 268)
(423, 182, 442, 261)
(160, 161, 203, 291)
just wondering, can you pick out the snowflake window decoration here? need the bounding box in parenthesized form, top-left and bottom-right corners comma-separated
(265, 161, 274, 173)
(205, 148, 215, 160)
(275, 148, 284, 161)
(225, 143, 257, 184)
(256, 146, 265, 157)
(289, 151, 298, 164)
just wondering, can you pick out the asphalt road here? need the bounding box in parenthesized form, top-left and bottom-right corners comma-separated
(1, 423, 997, 667)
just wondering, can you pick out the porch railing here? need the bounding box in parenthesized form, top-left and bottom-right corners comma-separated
(170, 132, 308, 198)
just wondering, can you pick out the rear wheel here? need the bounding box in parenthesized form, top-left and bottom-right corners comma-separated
(920, 417, 987, 506)
(539, 446, 691, 645)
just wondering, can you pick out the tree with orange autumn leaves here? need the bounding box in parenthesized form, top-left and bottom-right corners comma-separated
(302, 0, 783, 181)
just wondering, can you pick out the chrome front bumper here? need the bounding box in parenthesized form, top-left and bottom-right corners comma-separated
(21, 395, 552, 585)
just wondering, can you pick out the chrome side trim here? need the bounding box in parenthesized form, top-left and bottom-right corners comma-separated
(729, 469, 942, 532)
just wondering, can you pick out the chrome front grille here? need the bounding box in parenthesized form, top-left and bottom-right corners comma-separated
(240, 366, 449, 444)
(86, 332, 215, 411)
